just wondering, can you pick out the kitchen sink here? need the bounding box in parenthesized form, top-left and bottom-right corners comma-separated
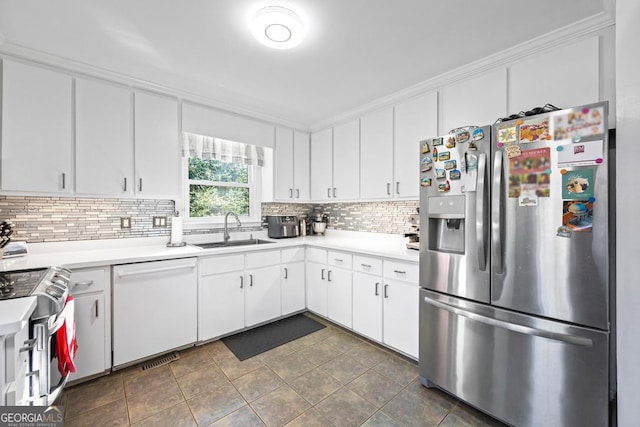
(193, 239, 275, 249)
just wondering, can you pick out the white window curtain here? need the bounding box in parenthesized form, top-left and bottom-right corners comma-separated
(182, 132, 264, 166)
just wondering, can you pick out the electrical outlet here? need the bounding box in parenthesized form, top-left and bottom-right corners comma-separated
(153, 216, 167, 227)
(120, 217, 131, 229)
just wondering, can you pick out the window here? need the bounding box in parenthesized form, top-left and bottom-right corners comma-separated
(182, 133, 265, 224)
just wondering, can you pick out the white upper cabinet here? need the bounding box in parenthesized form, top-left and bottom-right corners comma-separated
(509, 36, 600, 113)
(393, 92, 438, 199)
(310, 128, 334, 200)
(76, 78, 132, 196)
(1, 60, 73, 193)
(274, 127, 309, 201)
(134, 91, 181, 198)
(439, 68, 507, 133)
(332, 119, 360, 200)
(360, 106, 394, 199)
(293, 130, 310, 200)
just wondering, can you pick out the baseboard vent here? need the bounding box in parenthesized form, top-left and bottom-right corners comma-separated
(139, 352, 180, 371)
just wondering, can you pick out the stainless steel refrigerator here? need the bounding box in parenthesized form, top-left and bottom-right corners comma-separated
(418, 101, 614, 427)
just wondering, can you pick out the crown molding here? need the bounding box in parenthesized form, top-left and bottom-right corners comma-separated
(309, 10, 615, 132)
(0, 42, 310, 132)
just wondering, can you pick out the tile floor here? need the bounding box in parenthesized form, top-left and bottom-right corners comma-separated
(57, 314, 507, 427)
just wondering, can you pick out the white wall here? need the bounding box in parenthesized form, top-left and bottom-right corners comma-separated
(615, 0, 640, 425)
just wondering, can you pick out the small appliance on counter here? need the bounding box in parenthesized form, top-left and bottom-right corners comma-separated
(265, 215, 300, 238)
(309, 211, 330, 235)
(405, 208, 420, 250)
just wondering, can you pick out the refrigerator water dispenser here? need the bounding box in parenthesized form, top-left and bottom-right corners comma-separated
(427, 195, 465, 254)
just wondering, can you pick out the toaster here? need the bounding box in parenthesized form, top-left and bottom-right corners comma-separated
(266, 215, 300, 238)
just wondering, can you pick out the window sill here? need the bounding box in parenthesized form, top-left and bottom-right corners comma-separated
(183, 218, 263, 230)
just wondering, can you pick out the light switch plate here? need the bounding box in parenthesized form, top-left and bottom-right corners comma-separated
(153, 216, 167, 227)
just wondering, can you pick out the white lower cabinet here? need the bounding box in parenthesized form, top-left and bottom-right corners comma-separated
(382, 259, 419, 358)
(245, 265, 281, 327)
(326, 251, 353, 328)
(67, 267, 111, 381)
(306, 248, 328, 316)
(352, 271, 383, 342)
(200, 271, 245, 342)
(113, 258, 198, 366)
(281, 248, 306, 315)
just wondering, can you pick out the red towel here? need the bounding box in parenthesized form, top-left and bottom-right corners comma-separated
(56, 296, 78, 376)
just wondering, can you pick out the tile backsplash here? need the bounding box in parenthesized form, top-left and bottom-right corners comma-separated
(0, 196, 418, 243)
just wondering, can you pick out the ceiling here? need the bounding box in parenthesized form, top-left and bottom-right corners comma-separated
(0, 0, 608, 129)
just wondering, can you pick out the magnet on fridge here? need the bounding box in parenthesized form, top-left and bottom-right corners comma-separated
(468, 141, 478, 151)
(435, 169, 446, 180)
(546, 169, 552, 175)
(439, 151, 451, 161)
(497, 142, 504, 147)
(505, 145, 522, 159)
(516, 119, 524, 125)
(421, 156, 433, 166)
(421, 165, 433, 173)
(421, 140, 430, 154)
(472, 127, 484, 141)
(446, 136, 456, 148)
(556, 225, 573, 238)
(433, 147, 438, 159)
(455, 130, 470, 143)
(438, 180, 451, 192)
(420, 178, 432, 187)
(444, 159, 457, 170)
(560, 169, 568, 175)
(466, 153, 478, 170)
(449, 169, 461, 180)
(572, 136, 582, 143)
(557, 146, 564, 151)
(432, 137, 443, 146)
(596, 158, 603, 164)
(588, 196, 596, 203)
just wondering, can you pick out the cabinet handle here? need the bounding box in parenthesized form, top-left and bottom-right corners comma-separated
(95, 299, 99, 317)
(249, 274, 253, 287)
(375, 282, 380, 296)
(240, 276, 244, 289)
(284, 267, 288, 279)
(321, 268, 325, 280)
(396, 181, 400, 194)
(123, 177, 127, 192)
(296, 189, 300, 198)
(334, 258, 343, 263)
(72, 280, 94, 290)
(327, 188, 331, 198)
(62, 173, 66, 189)
(393, 270, 407, 275)
(361, 263, 371, 269)
(289, 188, 293, 198)
(386, 183, 391, 195)
(384, 284, 389, 298)
(333, 187, 336, 198)
(328, 270, 332, 282)
(139, 178, 143, 192)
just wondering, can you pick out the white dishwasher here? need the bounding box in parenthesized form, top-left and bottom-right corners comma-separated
(112, 258, 197, 367)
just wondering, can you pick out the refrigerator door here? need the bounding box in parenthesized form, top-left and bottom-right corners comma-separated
(491, 102, 609, 330)
(419, 289, 609, 427)
(419, 125, 491, 302)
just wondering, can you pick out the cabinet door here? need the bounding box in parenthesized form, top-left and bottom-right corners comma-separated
(76, 78, 132, 195)
(134, 91, 181, 198)
(281, 262, 305, 315)
(293, 130, 310, 200)
(310, 128, 333, 201)
(394, 92, 438, 199)
(360, 107, 394, 199)
(199, 272, 245, 341)
(383, 279, 419, 358)
(352, 272, 383, 342)
(327, 267, 352, 328)
(332, 119, 360, 200)
(245, 265, 281, 327)
(1, 60, 72, 193)
(306, 262, 328, 316)
(274, 126, 294, 200)
(69, 294, 106, 380)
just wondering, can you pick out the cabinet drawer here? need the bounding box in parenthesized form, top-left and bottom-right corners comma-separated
(383, 260, 419, 283)
(281, 247, 305, 263)
(200, 254, 244, 276)
(328, 251, 352, 269)
(353, 255, 382, 275)
(245, 250, 281, 269)
(70, 267, 108, 295)
(306, 247, 327, 264)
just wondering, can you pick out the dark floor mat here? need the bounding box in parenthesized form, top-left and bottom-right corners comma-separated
(222, 313, 325, 361)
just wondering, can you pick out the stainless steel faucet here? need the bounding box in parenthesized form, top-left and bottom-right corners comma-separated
(224, 212, 242, 242)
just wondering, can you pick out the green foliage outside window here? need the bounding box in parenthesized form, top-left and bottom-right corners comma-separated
(188, 158, 250, 218)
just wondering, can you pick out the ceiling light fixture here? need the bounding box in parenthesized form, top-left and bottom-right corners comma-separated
(252, 6, 305, 50)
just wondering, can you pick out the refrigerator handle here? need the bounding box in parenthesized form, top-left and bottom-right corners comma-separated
(475, 152, 487, 271)
(423, 296, 593, 348)
(491, 150, 504, 274)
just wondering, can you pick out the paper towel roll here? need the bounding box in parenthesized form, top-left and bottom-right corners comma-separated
(170, 216, 183, 244)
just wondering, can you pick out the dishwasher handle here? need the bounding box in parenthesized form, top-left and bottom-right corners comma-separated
(117, 262, 196, 278)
